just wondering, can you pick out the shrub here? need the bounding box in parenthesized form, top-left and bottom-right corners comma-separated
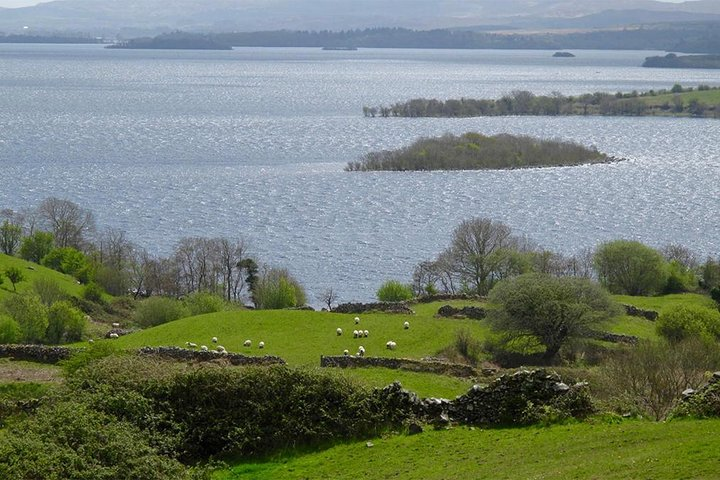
(83, 281, 106, 304)
(183, 291, 227, 316)
(376, 280, 414, 302)
(2, 292, 49, 343)
(672, 375, 720, 419)
(663, 260, 697, 294)
(603, 339, 720, 420)
(59, 342, 119, 376)
(253, 268, 307, 309)
(46, 301, 87, 344)
(32, 277, 68, 306)
(41, 246, 93, 283)
(0, 400, 201, 480)
(0, 314, 21, 344)
(656, 305, 720, 343)
(3, 267, 24, 292)
(134, 297, 189, 328)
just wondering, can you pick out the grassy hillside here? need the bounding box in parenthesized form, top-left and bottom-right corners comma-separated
(643, 89, 720, 106)
(0, 253, 84, 302)
(215, 418, 720, 480)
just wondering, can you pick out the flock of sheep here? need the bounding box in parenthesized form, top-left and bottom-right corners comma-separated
(337, 316, 409, 357)
(107, 315, 410, 358)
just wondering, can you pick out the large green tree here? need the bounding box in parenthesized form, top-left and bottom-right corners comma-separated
(0, 220, 22, 255)
(488, 273, 619, 361)
(19, 231, 54, 264)
(593, 240, 667, 296)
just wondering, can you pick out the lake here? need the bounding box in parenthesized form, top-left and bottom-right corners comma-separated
(0, 44, 718, 303)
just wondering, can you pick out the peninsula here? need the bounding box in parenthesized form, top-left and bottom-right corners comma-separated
(107, 32, 232, 50)
(643, 53, 720, 69)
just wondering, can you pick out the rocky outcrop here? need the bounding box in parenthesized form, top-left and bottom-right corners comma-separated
(137, 346, 286, 365)
(321, 355, 479, 378)
(333, 302, 415, 315)
(436, 305, 486, 320)
(622, 304, 658, 321)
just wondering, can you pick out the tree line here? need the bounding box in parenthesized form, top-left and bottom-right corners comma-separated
(363, 85, 720, 119)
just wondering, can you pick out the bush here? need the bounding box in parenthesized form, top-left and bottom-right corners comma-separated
(0, 314, 21, 344)
(32, 277, 68, 306)
(134, 297, 189, 328)
(672, 375, 720, 419)
(46, 301, 87, 344)
(0, 400, 201, 480)
(2, 292, 49, 343)
(376, 280, 414, 302)
(656, 305, 720, 343)
(663, 260, 697, 294)
(83, 282, 106, 304)
(183, 291, 227, 316)
(59, 342, 119, 376)
(3, 267, 24, 292)
(253, 268, 307, 309)
(603, 339, 720, 420)
(41, 246, 93, 283)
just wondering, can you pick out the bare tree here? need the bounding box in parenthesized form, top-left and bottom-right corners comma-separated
(317, 287, 339, 311)
(38, 197, 95, 249)
(217, 237, 248, 301)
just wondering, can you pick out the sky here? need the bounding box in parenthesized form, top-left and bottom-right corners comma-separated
(0, 0, 690, 6)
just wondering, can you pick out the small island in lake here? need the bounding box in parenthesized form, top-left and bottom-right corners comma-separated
(346, 132, 618, 171)
(642, 53, 720, 69)
(107, 32, 232, 50)
(553, 51, 575, 58)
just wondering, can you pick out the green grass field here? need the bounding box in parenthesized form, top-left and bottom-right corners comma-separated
(642, 89, 720, 107)
(215, 418, 720, 480)
(0, 253, 84, 302)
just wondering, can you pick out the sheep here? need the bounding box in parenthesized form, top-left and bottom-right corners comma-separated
(111, 322, 120, 328)
(258, 341, 265, 349)
(403, 321, 410, 330)
(363, 330, 369, 337)
(353, 330, 359, 338)
(216, 345, 226, 353)
(211, 336, 218, 343)
(88, 339, 94, 344)
(358, 346, 365, 356)
(336, 328, 343, 336)
(343, 349, 349, 356)
(244, 339, 252, 347)
(200, 345, 208, 352)
(109, 333, 119, 339)
(187, 342, 198, 349)
(386, 341, 397, 350)
(354, 316, 360, 324)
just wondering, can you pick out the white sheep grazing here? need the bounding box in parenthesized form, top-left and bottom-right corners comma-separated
(111, 322, 120, 328)
(336, 328, 343, 336)
(244, 339, 252, 347)
(258, 341, 265, 349)
(358, 346, 365, 356)
(200, 345, 208, 352)
(386, 341, 397, 350)
(211, 336, 218, 343)
(216, 345, 226, 353)
(354, 316, 360, 325)
(343, 349, 349, 356)
(353, 330, 359, 338)
(109, 333, 119, 339)
(403, 321, 410, 330)
(188, 342, 197, 348)
(363, 330, 369, 337)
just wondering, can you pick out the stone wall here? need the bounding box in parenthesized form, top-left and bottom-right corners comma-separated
(436, 305, 486, 320)
(320, 355, 480, 378)
(333, 302, 415, 315)
(0, 344, 75, 364)
(584, 329, 639, 345)
(414, 293, 486, 303)
(137, 346, 286, 366)
(622, 304, 659, 321)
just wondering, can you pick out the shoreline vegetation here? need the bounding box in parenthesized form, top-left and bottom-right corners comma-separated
(363, 84, 720, 119)
(345, 133, 616, 171)
(643, 53, 720, 69)
(106, 32, 232, 50)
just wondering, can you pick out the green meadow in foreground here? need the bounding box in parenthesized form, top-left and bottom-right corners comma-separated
(215, 418, 720, 480)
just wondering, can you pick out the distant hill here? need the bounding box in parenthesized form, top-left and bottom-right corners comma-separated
(2, 0, 720, 36)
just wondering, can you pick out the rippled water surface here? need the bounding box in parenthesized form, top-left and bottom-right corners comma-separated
(1, 44, 718, 302)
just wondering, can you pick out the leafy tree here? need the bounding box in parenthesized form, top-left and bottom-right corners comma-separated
(593, 240, 667, 295)
(656, 305, 720, 344)
(0, 314, 21, 344)
(184, 291, 227, 316)
(46, 301, 87, 344)
(19, 231, 54, 263)
(487, 273, 619, 361)
(0, 220, 22, 255)
(134, 297, 189, 328)
(4, 266, 25, 292)
(82, 282, 105, 304)
(41, 246, 93, 282)
(2, 292, 49, 343)
(253, 268, 306, 309)
(376, 280, 414, 302)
